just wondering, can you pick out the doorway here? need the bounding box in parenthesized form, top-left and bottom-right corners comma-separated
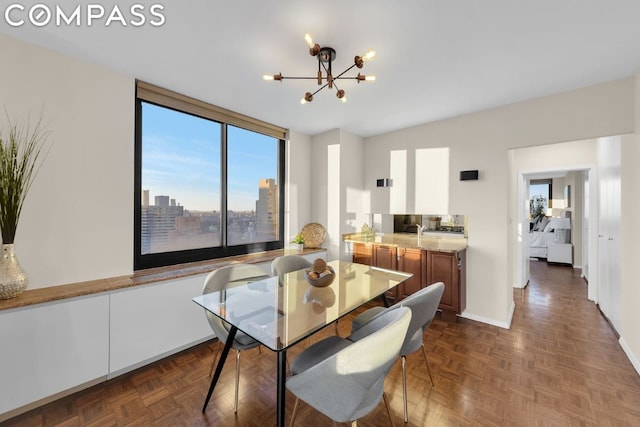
(509, 138, 600, 298)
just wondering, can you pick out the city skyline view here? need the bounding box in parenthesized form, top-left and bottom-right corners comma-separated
(141, 102, 279, 212)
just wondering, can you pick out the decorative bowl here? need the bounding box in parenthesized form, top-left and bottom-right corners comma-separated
(304, 266, 335, 287)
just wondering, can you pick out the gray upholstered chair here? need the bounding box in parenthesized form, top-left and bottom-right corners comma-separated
(286, 307, 412, 427)
(349, 282, 445, 423)
(270, 254, 312, 277)
(202, 263, 271, 413)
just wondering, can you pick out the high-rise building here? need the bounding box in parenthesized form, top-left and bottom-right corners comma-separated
(141, 195, 184, 254)
(256, 178, 277, 239)
(142, 189, 149, 206)
(155, 195, 170, 207)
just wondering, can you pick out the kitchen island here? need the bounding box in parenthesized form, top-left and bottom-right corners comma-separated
(343, 233, 467, 321)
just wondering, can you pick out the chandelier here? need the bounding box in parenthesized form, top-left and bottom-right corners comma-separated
(263, 34, 376, 104)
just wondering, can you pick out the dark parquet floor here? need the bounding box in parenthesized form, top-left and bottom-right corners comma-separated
(5, 261, 640, 426)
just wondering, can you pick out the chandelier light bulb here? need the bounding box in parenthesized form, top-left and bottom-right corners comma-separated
(362, 50, 376, 61)
(365, 75, 376, 82)
(304, 33, 314, 48)
(263, 74, 274, 81)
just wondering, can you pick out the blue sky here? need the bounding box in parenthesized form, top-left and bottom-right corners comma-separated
(141, 102, 278, 211)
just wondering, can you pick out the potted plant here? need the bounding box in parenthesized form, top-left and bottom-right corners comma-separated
(290, 233, 305, 251)
(0, 113, 50, 299)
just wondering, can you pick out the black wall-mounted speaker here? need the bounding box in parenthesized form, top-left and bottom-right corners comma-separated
(376, 178, 392, 187)
(460, 170, 479, 181)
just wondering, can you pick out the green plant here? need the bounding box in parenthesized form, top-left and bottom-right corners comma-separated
(0, 113, 50, 244)
(291, 233, 304, 244)
(530, 195, 547, 219)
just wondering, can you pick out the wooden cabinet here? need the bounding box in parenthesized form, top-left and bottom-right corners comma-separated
(372, 245, 399, 302)
(427, 250, 466, 322)
(351, 242, 466, 322)
(352, 242, 373, 266)
(396, 247, 426, 299)
(372, 244, 396, 270)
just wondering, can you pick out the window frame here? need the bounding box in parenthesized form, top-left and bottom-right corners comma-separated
(134, 82, 286, 270)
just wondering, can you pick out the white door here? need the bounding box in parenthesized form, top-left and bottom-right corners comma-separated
(597, 136, 621, 331)
(582, 171, 589, 280)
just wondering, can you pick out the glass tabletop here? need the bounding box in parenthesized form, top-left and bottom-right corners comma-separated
(192, 260, 412, 351)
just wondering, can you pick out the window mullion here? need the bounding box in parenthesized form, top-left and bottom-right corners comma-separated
(221, 123, 228, 249)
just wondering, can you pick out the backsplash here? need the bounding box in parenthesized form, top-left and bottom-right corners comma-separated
(391, 214, 466, 235)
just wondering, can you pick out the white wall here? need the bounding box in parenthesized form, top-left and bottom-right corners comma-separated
(309, 129, 365, 261)
(619, 73, 640, 374)
(0, 33, 134, 289)
(363, 79, 634, 327)
(286, 130, 312, 241)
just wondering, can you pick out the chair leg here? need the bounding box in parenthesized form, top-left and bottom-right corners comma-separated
(421, 343, 435, 386)
(208, 340, 221, 378)
(401, 355, 408, 423)
(289, 398, 300, 427)
(383, 391, 394, 427)
(234, 349, 241, 413)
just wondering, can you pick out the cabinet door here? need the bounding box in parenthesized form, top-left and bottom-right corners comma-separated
(373, 245, 397, 270)
(352, 242, 373, 265)
(397, 248, 425, 299)
(427, 251, 459, 311)
(373, 245, 398, 302)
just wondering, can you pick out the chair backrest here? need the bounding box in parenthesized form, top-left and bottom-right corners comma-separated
(270, 255, 312, 276)
(397, 281, 445, 355)
(202, 264, 271, 343)
(286, 307, 411, 423)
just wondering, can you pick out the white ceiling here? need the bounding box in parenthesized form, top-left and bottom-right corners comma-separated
(3, 0, 640, 138)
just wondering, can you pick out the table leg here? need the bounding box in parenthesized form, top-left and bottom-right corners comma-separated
(202, 326, 238, 413)
(380, 292, 391, 307)
(276, 350, 287, 427)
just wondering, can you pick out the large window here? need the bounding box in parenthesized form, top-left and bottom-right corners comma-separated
(135, 82, 285, 270)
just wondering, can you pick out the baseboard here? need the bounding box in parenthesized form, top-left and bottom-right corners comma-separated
(459, 302, 515, 330)
(619, 337, 640, 377)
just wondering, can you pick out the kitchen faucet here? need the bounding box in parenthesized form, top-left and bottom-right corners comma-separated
(415, 224, 426, 246)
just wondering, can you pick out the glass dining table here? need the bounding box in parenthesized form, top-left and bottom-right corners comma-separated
(192, 259, 412, 427)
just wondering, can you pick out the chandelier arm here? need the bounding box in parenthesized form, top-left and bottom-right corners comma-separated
(310, 82, 330, 97)
(333, 63, 358, 80)
(320, 61, 333, 88)
(278, 76, 321, 80)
